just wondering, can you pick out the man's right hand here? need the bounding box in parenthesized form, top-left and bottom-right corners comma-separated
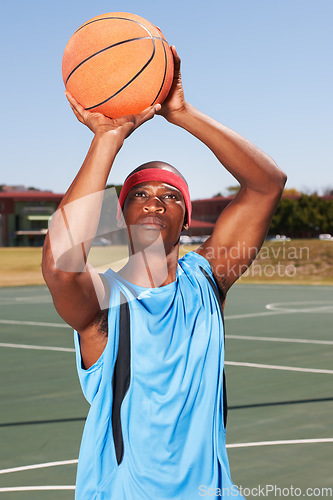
(65, 91, 161, 144)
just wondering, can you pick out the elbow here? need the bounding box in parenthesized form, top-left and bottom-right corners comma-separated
(41, 252, 61, 288)
(276, 162, 287, 186)
(42, 260, 84, 301)
(42, 237, 56, 285)
(41, 244, 54, 285)
(42, 238, 86, 286)
(268, 161, 287, 197)
(275, 168, 287, 194)
(41, 250, 76, 289)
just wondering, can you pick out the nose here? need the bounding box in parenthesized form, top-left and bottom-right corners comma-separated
(143, 196, 165, 214)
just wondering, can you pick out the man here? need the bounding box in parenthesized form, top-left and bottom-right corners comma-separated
(42, 47, 286, 498)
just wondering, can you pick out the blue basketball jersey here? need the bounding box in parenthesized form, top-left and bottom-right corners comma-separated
(74, 251, 243, 499)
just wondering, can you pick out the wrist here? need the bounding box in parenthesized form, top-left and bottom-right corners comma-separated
(166, 102, 194, 126)
(93, 128, 125, 152)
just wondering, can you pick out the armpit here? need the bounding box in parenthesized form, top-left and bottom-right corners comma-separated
(213, 273, 227, 304)
(92, 309, 109, 336)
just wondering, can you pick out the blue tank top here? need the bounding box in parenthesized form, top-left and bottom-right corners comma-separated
(74, 251, 243, 499)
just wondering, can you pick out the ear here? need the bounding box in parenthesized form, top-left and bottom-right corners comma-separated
(182, 223, 189, 231)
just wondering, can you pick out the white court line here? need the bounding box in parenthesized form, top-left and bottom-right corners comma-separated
(0, 313, 292, 325)
(0, 486, 75, 492)
(226, 438, 333, 449)
(225, 301, 333, 320)
(14, 297, 51, 302)
(0, 343, 75, 353)
(0, 459, 78, 475)
(225, 309, 332, 320)
(2, 302, 330, 328)
(225, 361, 333, 374)
(0, 320, 69, 328)
(1, 333, 332, 354)
(2, 437, 333, 478)
(0, 298, 52, 306)
(224, 310, 301, 320)
(1, 438, 332, 492)
(266, 301, 333, 313)
(226, 334, 333, 346)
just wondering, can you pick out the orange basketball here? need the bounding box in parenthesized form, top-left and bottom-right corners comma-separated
(62, 12, 174, 118)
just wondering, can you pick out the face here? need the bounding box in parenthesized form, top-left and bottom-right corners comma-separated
(122, 181, 187, 254)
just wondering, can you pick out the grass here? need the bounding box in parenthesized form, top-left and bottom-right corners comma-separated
(239, 239, 333, 285)
(0, 248, 44, 287)
(1, 240, 333, 287)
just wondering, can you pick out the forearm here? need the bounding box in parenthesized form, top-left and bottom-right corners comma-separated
(170, 103, 286, 194)
(59, 130, 122, 208)
(43, 131, 123, 276)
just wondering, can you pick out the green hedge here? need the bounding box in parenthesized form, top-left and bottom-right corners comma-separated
(270, 195, 333, 237)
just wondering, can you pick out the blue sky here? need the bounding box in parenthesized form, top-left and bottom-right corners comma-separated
(1, 0, 332, 200)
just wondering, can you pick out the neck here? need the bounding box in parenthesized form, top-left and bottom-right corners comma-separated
(119, 239, 180, 288)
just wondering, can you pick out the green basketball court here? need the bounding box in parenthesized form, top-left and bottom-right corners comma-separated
(0, 284, 332, 498)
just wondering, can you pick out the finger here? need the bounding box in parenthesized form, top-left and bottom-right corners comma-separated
(170, 45, 181, 69)
(65, 95, 84, 122)
(68, 102, 85, 124)
(65, 91, 86, 116)
(124, 106, 156, 132)
(137, 104, 161, 125)
(125, 104, 159, 125)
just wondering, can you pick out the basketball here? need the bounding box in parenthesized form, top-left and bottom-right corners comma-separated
(62, 12, 174, 118)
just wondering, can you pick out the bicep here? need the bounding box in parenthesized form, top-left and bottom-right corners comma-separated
(45, 266, 109, 332)
(198, 186, 282, 290)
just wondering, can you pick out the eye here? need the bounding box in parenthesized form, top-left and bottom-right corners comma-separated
(134, 191, 147, 197)
(164, 193, 177, 200)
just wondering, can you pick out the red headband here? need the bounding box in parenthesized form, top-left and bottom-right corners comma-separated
(117, 168, 191, 225)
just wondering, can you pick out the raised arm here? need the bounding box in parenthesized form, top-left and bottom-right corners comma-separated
(159, 47, 287, 296)
(42, 94, 160, 334)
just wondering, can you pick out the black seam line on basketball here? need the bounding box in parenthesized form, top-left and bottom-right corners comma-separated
(74, 16, 166, 43)
(65, 36, 164, 86)
(85, 38, 157, 111)
(150, 39, 168, 106)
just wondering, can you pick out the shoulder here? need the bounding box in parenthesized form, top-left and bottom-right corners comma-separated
(179, 250, 210, 270)
(179, 251, 226, 304)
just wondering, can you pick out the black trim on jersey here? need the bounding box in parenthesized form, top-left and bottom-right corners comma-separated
(112, 292, 131, 465)
(111, 267, 228, 465)
(199, 266, 228, 430)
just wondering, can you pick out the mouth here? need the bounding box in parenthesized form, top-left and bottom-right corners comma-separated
(138, 216, 166, 229)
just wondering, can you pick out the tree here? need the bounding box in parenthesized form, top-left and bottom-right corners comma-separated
(282, 187, 301, 197)
(323, 187, 333, 196)
(270, 194, 333, 237)
(225, 185, 240, 196)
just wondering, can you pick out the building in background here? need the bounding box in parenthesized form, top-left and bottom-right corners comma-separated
(191, 196, 233, 225)
(0, 190, 63, 247)
(0, 189, 230, 247)
(1, 188, 331, 246)
(185, 196, 233, 240)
